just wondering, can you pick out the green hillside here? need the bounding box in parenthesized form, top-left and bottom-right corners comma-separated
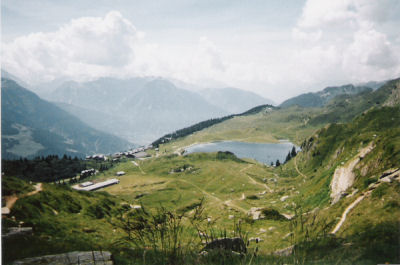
(157, 78, 399, 154)
(2, 78, 400, 264)
(279, 84, 373, 108)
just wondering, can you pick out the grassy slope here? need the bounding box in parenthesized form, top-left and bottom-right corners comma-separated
(158, 106, 322, 154)
(158, 78, 399, 155)
(281, 106, 400, 263)
(2, 180, 127, 263)
(8, 104, 397, 263)
(3, 80, 400, 264)
(100, 153, 299, 251)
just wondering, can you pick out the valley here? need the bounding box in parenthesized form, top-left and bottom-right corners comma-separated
(2, 2, 400, 264)
(2, 78, 400, 264)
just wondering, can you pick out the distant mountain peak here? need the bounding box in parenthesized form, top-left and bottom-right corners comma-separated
(2, 77, 132, 159)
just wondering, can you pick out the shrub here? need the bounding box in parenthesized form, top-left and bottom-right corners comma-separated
(363, 177, 378, 188)
(246, 195, 259, 200)
(261, 208, 287, 221)
(216, 151, 244, 163)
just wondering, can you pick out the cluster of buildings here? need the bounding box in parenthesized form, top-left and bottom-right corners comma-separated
(111, 146, 150, 160)
(85, 146, 152, 162)
(85, 154, 107, 161)
(80, 168, 96, 178)
(76, 145, 156, 192)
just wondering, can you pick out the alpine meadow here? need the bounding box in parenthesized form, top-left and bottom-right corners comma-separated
(1, 1, 400, 265)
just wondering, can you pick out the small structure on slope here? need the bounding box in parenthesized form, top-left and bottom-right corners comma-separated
(73, 179, 120, 191)
(116, 171, 125, 176)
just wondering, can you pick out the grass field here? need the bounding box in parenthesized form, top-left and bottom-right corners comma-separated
(3, 103, 400, 264)
(97, 153, 304, 252)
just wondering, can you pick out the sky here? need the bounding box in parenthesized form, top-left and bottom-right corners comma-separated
(2, 0, 400, 103)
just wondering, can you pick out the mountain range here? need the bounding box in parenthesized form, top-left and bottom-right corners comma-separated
(1, 72, 393, 159)
(37, 77, 273, 144)
(1, 78, 132, 159)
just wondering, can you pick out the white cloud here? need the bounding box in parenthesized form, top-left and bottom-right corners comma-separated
(290, 0, 400, 88)
(2, 11, 241, 88)
(298, 0, 358, 29)
(2, 11, 138, 83)
(196, 37, 226, 72)
(2, 3, 400, 103)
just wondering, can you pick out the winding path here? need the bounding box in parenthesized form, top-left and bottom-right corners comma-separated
(132, 161, 146, 174)
(240, 164, 273, 192)
(330, 194, 367, 234)
(176, 179, 247, 213)
(2, 183, 43, 212)
(294, 155, 307, 178)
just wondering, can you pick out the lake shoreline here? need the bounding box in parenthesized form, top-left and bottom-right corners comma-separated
(184, 140, 298, 165)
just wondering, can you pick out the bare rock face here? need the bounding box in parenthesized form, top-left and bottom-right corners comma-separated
(248, 207, 263, 220)
(12, 251, 113, 265)
(330, 144, 374, 204)
(203, 237, 247, 253)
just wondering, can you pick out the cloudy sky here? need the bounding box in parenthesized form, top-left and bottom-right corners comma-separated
(2, 0, 400, 102)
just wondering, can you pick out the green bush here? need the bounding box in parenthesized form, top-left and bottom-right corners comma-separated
(261, 208, 287, 221)
(246, 195, 259, 200)
(216, 151, 244, 163)
(363, 177, 378, 188)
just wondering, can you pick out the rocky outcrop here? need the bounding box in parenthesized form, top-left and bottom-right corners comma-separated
(379, 168, 400, 183)
(272, 245, 294, 256)
(203, 237, 247, 253)
(2, 227, 33, 239)
(248, 207, 263, 220)
(330, 144, 374, 204)
(12, 251, 113, 265)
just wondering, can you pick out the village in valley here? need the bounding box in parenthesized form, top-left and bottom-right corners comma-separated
(2, 1, 400, 264)
(73, 146, 153, 191)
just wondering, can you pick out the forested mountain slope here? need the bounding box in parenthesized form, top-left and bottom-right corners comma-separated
(1, 78, 131, 159)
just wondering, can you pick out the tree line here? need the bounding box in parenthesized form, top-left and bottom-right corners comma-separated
(2, 155, 115, 182)
(152, 104, 276, 147)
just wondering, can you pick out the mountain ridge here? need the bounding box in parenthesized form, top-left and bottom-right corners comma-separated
(1, 78, 132, 159)
(198, 87, 275, 114)
(279, 83, 374, 108)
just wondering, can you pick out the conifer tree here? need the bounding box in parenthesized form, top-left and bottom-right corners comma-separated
(285, 152, 291, 163)
(291, 146, 297, 157)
